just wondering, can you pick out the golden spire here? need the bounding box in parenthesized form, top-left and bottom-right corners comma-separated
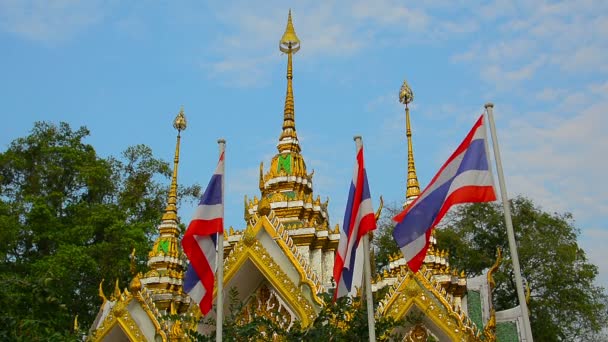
(161, 107, 187, 223)
(278, 10, 301, 153)
(399, 80, 420, 207)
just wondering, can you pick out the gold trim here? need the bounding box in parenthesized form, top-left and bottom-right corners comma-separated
(88, 288, 169, 342)
(222, 239, 317, 327)
(379, 270, 479, 341)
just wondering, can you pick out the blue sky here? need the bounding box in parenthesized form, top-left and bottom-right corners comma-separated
(1, 0, 607, 288)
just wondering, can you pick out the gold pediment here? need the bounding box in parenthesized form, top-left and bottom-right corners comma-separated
(88, 287, 168, 342)
(221, 237, 318, 327)
(378, 270, 481, 341)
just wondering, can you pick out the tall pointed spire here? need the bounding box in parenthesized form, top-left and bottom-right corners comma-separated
(161, 106, 187, 226)
(399, 80, 420, 207)
(278, 10, 301, 153)
(140, 107, 190, 313)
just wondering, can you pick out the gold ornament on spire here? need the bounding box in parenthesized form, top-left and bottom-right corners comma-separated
(278, 10, 301, 152)
(173, 106, 187, 132)
(400, 80, 420, 207)
(161, 107, 187, 223)
(399, 80, 414, 106)
(280, 9, 300, 54)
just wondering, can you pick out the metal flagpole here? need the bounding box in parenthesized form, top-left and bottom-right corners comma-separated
(354, 136, 376, 342)
(484, 104, 534, 342)
(362, 234, 376, 342)
(216, 139, 226, 342)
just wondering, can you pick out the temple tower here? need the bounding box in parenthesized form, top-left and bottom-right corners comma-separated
(140, 108, 191, 313)
(242, 11, 337, 286)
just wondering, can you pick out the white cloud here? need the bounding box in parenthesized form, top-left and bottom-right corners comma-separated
(0, 0, 106, 43)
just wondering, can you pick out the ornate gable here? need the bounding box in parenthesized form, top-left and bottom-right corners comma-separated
(221, 210, 326, 327)
(377, 266, 481, 341)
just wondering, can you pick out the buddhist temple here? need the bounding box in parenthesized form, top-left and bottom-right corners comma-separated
(86, 11, 527, 342)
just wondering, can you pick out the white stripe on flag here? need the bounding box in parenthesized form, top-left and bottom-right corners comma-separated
(196, 235, 218, 271)
(193, 204, 224, 220)
(447, 170, 494, 197)
(188, 280, 206, 304)
(402, 233, 428, 261)
(343, 197, 373, 269)
(416, 149, 467, 204)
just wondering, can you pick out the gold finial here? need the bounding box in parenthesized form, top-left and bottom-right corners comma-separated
(98, 279, 107, 303)
(399, 80, 414, 106)
(487, 247, 502, 292)
(162, 107, 187, 223)
(278, 10, 301, 152)
(173, 106, 187, 132)
(129, 248, 136, 275)
(374, 195, 384, 221)
(400, 80, 420, 207)
(113, 278, 121, 300)
(280, 9, 300, 54)
(129, 273, 142, 293)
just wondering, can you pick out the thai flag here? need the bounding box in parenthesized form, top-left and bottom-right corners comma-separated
(393, 115, 496, 273)
(333, 141, 376, 300)
(182, 151, 224, 315)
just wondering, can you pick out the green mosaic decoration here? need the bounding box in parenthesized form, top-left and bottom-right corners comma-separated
(284, 191, 296, 199)
(277, 154, 292, 174)
(157, 239, 170, 254)
(467, 290, 483, 330)
(496, 321, 519, 342)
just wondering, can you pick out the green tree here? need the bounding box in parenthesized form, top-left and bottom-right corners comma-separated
(0, 122, 198, 341)
(436, 197, 608, 341)
(372, 201, 401, 272)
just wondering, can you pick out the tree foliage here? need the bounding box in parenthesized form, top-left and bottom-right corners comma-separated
(436, 197, 608, 341)
(0, 122, 199, 340)
(373, 197, 608, 341)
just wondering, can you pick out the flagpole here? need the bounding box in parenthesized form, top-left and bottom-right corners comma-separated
(354, 136, 376, 342)
(216, 139, 226, 342)
(484, 104, 533, 342)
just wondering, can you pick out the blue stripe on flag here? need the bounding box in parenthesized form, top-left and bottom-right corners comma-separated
(200, 174, 223, 205)
(342, 182, 356, 235)
(183, 264, 199, 293)
(457, 140, 489, 173)
(362, 169, 371, 200)
(393, 180, 451, 246)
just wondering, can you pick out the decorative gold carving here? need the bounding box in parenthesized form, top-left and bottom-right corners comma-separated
(240, 283, 294, 330)
(374, 195, 384, 221)
(223, 235, 318, 326)
(482, 248, 502, 341)
(407, 324, 428, 342)
(257, 196, 271, 216)
(88, 287, 168, 342)
(280, 10, 300, 53)
(242, 225, 257, 246)
(487, 247, 502, 292)
(113, 279, 121, 300)
(378, 270, 479, 341)
(399, 80, 414, 105)
(129, 273, 142, 293)
(129, 248, 136, 275)
(99, 279, 107, 304)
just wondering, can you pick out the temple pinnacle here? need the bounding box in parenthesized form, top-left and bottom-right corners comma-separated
(161, 107, 187, 223)
(400, 80, 420, 207)
(278, 10, 301, 153)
